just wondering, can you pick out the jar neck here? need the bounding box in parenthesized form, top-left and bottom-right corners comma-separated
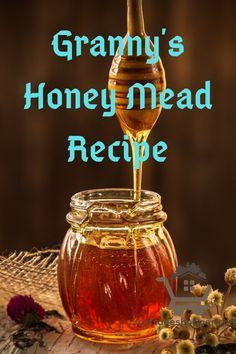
(127, 0, 146, 36)
(66, 189, 167, 228)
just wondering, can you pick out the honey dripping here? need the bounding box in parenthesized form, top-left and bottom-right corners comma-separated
(108, 0, 166, 200)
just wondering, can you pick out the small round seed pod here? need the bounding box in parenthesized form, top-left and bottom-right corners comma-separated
(205, 333, 219, 347)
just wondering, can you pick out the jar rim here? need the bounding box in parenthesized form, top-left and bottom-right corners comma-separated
(68, 189, 166, 226)
(70, 188, 161, 208)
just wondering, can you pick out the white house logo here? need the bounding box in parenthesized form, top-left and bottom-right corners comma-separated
(157, 263, 212, 315)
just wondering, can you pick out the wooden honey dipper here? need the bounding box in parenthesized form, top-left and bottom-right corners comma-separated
(108, 0, 166, 198)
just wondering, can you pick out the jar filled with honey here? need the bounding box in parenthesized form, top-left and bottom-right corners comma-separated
(58, 189, 177, 343)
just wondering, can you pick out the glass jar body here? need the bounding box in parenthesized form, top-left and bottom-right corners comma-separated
(58, 189, 177, 344)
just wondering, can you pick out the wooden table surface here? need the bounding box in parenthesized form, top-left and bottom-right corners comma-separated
(1, 298, 235, 353)
(0, 307, 167, 354)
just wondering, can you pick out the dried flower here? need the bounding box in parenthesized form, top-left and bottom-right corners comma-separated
(225, 268, 236, 286)
(176, 340, 195, 354)
(159, 328, 173, 341)
(212, 314, 223, 328)
(191, 284, 208, 297)
(207, 290, 223, 306)
(7, 295, 45, 326)
(205, 333, 219, 347)
(160, 307, 174, 322)
(190, 314, 203, 329)
(224, 305, 236, 320)
(228, 305, 236, 320)
(153, 267, 236, 353)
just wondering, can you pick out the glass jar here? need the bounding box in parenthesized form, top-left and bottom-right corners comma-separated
(58, 189, 177, 343)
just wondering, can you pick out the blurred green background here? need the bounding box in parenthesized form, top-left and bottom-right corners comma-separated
(0, 0, 236, 289)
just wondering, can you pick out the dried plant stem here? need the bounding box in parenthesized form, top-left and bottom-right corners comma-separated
(221, 285, 232, 315)
(191, 328, 196, 340)
(218, 326, 229, 337)
(207, 307, 213, 318)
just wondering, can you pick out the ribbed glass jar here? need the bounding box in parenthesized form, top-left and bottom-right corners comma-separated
(58, 189, 177, 343)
